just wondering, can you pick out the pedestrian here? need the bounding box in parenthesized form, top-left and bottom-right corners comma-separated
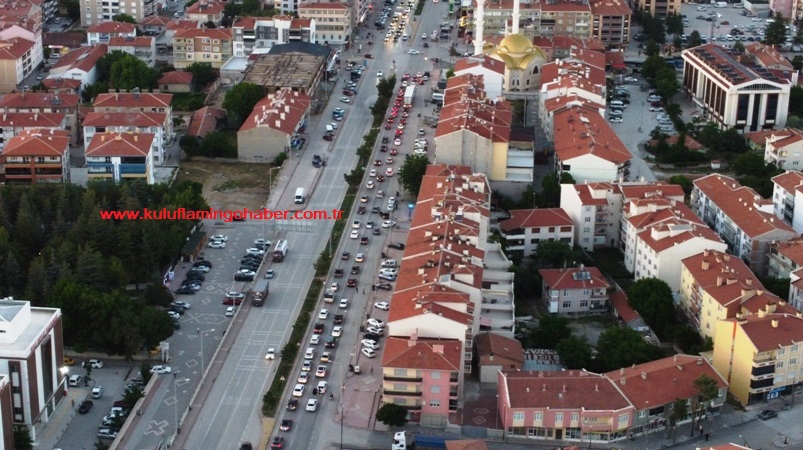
(362, 288, 365, 295)
(705, 433, 709, 441)
(197, 327, 200, 334)
(370, 366, 373, 374)
(71, 399, 75, 407)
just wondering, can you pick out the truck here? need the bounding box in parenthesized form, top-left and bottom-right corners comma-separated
(273, 239, 288, 262)
(252, 279, 269, 307)
(403, 85, 415, 107)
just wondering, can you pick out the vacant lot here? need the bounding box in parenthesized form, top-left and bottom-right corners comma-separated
(175, 159, 278, 210)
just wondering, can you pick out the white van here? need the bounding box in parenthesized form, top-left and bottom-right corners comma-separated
(610, 100, 625, 109)
(294, 187, 305, 204)
(716, 1, 727, 7)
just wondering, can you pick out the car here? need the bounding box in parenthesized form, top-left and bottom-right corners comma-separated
(298, 372, 309, 384)
(78, 400, 93, 414)
(368, 318, 385, 328)
(266, 269, 275, 279)
(246, 248, 265, 256)
(339, 298, 349, 309)
(350, 230, 359, 239)
(168, 310, 180, 320)
(340, 96, 351, 103)
(366, 326, 384, 334)
(270, 436, 285, 449)
(355, 253, 365, 262)
(207, 240, 226, 249)
(369, 169, 377, 177)
(175, 287, 196, 295)
(264, 348, 276, 360)
(318, 309, 329, 320)
(316, 365, 328, 377)
(225, 306, 236, 316)
(360, 236, 369, 245)
(361, 339, 380, 350)
(292, 384, 305, 397)
(150, 365, 172, 374)
(330, 282, 339, 292)
(287, 398, 299, 410)
(325, 339, 336, 348)
(389, 148, 398, 156)
(82, 359, 104, 369)
(222, 297, 243, 306)
(648, 95, 662, 102)
(379, 273, 397, 281)
(758, 410, 778, 420)
(624, 76, 638, 83)
(609, 117, 623, 123)
(365, 221, 374, 229)
(389, 242, 405, 250)
(98, 428, 119, 439)
(362, 347, 377, 358)
(279, 418, 293, 431)
(313, 323, 325, 334)
(394, 138, 402, 145)
(341, 251, 350, 260)
(375, 301, 390, 310)
(366, 180, 375, 189)
(321, 351, 332, 362)
(226, 290, 245, 300)
(310, 334, 320, 345)
(377, 70, 384, 77)
(235, 270, 256, 281)
(360, 195, 369, 203)
(306, 398, 318, 412)
(333, 107, 344, 115)
(381, 220, 396, 229)
(317, 380, 328, 394)
(357, 206, 366, 214)
(363, 332, 381, 341)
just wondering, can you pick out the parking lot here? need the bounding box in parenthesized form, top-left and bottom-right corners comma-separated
(677, 2, 797, 50)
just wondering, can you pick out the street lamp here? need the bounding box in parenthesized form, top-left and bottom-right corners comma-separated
(200, 328, 216, 382)
(644, 401, 649, 450)
(173, 372, 181, 435)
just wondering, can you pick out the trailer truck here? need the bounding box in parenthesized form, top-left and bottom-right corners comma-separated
(403, 85, 415, 107)
(273, 239, 288, 262)
(252, 279, 269, 306)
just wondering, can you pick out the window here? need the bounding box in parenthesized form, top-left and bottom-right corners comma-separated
(562, 301, 571, 308)
(534, 412, 543, 421)
(790, 358, 797, 366)
(555, 412, 563, 422)
(512, 412, 524, 421)
(394, 368, 407, 376)
(430, 385, 440, 393)
(777, 361, 784, 369)
(584, 217, 591, 222)
(580, 300, 588, 308)
(431, 371, 440, 379)
(619, 413, 629, 424)
(571, 413, 579, 422)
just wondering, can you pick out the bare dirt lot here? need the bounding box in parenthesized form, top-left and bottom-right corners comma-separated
(175, 159, 277, 210)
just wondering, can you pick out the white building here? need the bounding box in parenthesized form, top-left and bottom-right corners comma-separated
(85, 21, 138, 44)
(681, 44, 793, 132)
(452, 55, 506, 99)
(46, 44, 107, 87)
(83, 112, 168, 165)
(85, 132, 155, 184)
(232, 16, 315, 57)
(108, 36, 156, 67)
(764, 128, 803, 170)
(539, 266, 611, 314)
(298, 2, 350, 45)
(498, 208, 574, 257)
(770, 170, 803, 232)
(80, 0, 156, 26)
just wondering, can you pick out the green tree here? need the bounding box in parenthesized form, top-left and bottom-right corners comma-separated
(109, 55, 159, 90)
(763, 12, 787, 46)
(645, 39, 660, 57)
(112, 13, 137, 23)
(556, 336, 592, 369)
(758, 276, 791, 298)
(790, 87, 803, 117)
(669, 175, 693, 197)
(96, 50, 133, 83)
(511, 259, 541, 301)
(655, 67, 680, 101)
(398, 154, 429, 197)
(185, 62, 216, 89)
(376, 75, 397, 99)
(642, 55, 668, 81)
(204, 20, 217, 28)
(83, 82, 110, 103)
(595, 326, 663, 371)
(534, 240, 581, 268)
(786, 115, 803, 129)
(222, 82, 265, 128)
(627, 278, 677, 338)
(528, 315, 572, 349)
(13, 425, 33, 450)
(65, 0, 80, 21)
(665, 13, 684, 35)
(690, 374, 720, 436)
(376, 403, 408, 427)
(688, 30, 702, 48)
(669, 397, 688, 440)
(792, 55, 803, 71)
(733, 39, 745, 53)
(179, 135, 200, 156)
(198, 131, 237, 158)
(122, 385, 144, 408)
(794, 25, 803, 45)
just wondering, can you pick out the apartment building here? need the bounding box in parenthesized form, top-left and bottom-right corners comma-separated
(681, 44, 792, 132)
(381, 336, 462, 427)
(86, 21, 137, 45)
(172, 28, 232, 69)
(92, 92, 173, 143)
(553, 106, 631, 183)
(498, 208, 574, 257)
(764, 129, 803, 171)
(0, 299, 65, 441)
(452, 55, 505, 99)
(185, 1, 224, 25)
(238, 88, 310, 163)
(621, 198, 726, 291)
(743, 42, 794, 71)
(0, 92, 80, 145)
(691, 174, 798, 275)
(788, 268, 803, 311)
(83, 112, 167, 164)
(589, 0, 631, 47)
(232, 16, 315, 57)
(634, 0, 679, 16)
(767, 239, 803, 280)
(539, 266, 611, 314)
(298, 3, 350, 45)
(47, 44, 107, 86)
(0, 1, 43, 36)
(474, 332, 523, 383)
(138, 14, 170, 35)
(108, 36, 156, 67)
(80, 0, 156, 26)
(476, 0, 594, 41)
(713, 312, 803, 406)
(770, 170, 803, 232)
(0, 37, 35, 92)
(1, 129, 70, 183)
(85, 132, 155, 184)
(0, 112, 65, 153)
(434, 74, 525, 183)
(0, 22, 44, 72)
(539, 53, 607, 138)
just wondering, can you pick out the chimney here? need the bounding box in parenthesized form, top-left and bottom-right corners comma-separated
(620, 378, 626, 385)
(489, 352, 494, 362)
(746, 278, 753, 286)
(716, 276, 723, 287)
(702, 260, 710, 271)
(640, 372, 647, 380)
(772, 319, 779, 328)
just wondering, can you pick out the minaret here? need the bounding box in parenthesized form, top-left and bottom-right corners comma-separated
(512, 0, 520, 34)
(474, 0, 484, 56)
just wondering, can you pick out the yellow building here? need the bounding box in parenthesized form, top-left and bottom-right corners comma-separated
(172, 28, 232, 69)
(713, 312, 803, 406)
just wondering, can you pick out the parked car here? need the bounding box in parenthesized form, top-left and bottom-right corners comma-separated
(78, 400, 94, 414)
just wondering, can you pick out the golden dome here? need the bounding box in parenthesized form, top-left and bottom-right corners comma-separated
(494, 33, 546, 71)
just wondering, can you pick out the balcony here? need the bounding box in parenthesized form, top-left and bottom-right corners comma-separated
(383, 389, 422, 397)
(383, 375, 423, 383)
(119, 163, 146, 174)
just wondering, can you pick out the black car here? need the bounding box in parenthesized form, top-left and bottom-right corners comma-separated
(334, 269, 344, 278)
(388, 242, 405, 250)
(185, 272, 205, 281)
(241, 257, 261, 265)
(357, 206, 366, 214)
(78, 400, 93, 414)
(758, 410, 778, 420)
(175, 287, 196, 295)
(168, 305, 185, 315)
(382, 136, 389, 144)
(234, 273, 255, 282)
(376, 283, 393, 291)
(193, 260, 213, 269)
(325, 339, 336, 348)
(341, 252, 350, 260)
(373, 228, 381, 236)
(371, 206, 381, 213)
(240, 263, 260, 271)
(287, 398, 298, 410)
(279, 419, 293, 431)
(364, 332, 381, 341)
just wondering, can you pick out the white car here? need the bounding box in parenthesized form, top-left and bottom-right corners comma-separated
(330, 282, 339, 292)
(362, 339, 380, 350)
(649, 106, 664, 112)
(150, 365, 172, 374)
(407, 49, 421, 55)
(265, 348, 276, 360)
(367, 318, 385, 328)
(211, 235, 228, 242)
(350, 230, 359, 239)
(306, 398, 318, 412)
(298, 372, 309, 384)
(374, 301, 390, 310)
(225, 307, 235, 317)
(366, 180, 375, 189)
(332, 326, 343, 337)
(609, 117, 624, 123)
(173, 300, 190, 309)
(310, 334, 320, 345)
(379, 268, 399, 276)
(624, 76, 638, 83)
(381, 220, 396, 228)
(317, 381, 328, 394)
(208, 240, 226, 248)
(361, 348, 376, 358)
(352, 220, 361, 229)
(366, 326, 384, 334)
(377, 71, 384, 77)
(319, 309, 329, 320)
(340, 97, 351, 103)
(355, 253, 365, 262)
(293, 384, 305, 397)
(168, 311, 180, 320)
(339, 298, 349, 308)
(245, 248, 265, 255)
(369, 169, 377, 177)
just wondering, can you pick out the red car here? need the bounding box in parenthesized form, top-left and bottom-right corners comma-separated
(222, 297, 243, 306)
(395, 129, 403, 137)
(323, 134, 334, 141)
(389, 148, 398, 155)
(374, 159, 382, 166)
(386, 117, 394, 123)
(342, 90, 354, 96)
(347, 278, 357, 287)
(271, 436, 285, 449)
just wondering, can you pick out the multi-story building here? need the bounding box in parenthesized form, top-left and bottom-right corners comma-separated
(764, 130, 803, 172)
(744, 42, 794, 72)
(589, 0, 631, 47)
(80, 0, 156, 26)
(383, 165, 515, 425)
(473, 0, 593, 41)
(691, 174, 798, 275)
(1, 129, 70, 183)
(92, 92, 173, 144)
(767, 238, 803, 280)
(381, 336, 462, 427)
(0, 299, 65, 441)
(108, 36, 156, 67)
(83, 112, 168, 165)
(679, 249, 796, 339)
(298, 3, 350, 46)
(0, 1, 43, 36)
(634, 0, 679, 16)
(172, 28, 232, 69)
(498, 208, 574, 257)
(47, 44, 107, 86)
(553, 106, 631, 183)
(0, 37, 35, 92)
(238, 88, 310, 163)
(85, 132, 155, 184)
(0, 22, 43, 74)
(681, 44, 793, 133)
(621, 198, 726, 291)
(86, 21, 137, 45)
(713, 312, 803, 406)
(452, 55, 506, 99)
(539, 266, 611, 314)
(231, 16, 315, 57)
(138, 14, 170, 35)
(186, 1, 224, 25)
(275, 0, 301, 15)
(787, 267, 803, 311)
(0, 374, 12, 449)
(434, 74, 526, 183)
(794, 0, 803, 21)
(770, 170, 803, 231)
(0, 92, 80, 145)
(0, 112, 66, 152)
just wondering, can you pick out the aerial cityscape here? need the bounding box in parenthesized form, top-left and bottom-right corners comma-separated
(0, 0, 801, 448)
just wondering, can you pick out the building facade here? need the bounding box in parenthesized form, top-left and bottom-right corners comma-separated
(553, 106, 630, 183)
(85, 132, 155, 183)
(232, 16, 315, 57)
(80, 0, 156, 26)
(0, 38, 35, 93)
(83, 112, 168, 165)
(0, 93, 80, 145)
(172, 28, 232, 69)
(539, 266, 611, 314)
(1, 129, 70, 183)
(298, 3, 350, 45)
(498, 208, 574, 257)
(237, 88, 310, 163)
(770, 170, 803, 232)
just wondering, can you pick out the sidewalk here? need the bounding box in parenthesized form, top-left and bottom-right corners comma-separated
(33, 390, 85, 450)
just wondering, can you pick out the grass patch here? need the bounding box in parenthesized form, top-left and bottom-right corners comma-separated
(213, 180, 240, 191)
(171, 92, 206, 111)
(587, 248, 633, 288)
(414, 0, 425, 15)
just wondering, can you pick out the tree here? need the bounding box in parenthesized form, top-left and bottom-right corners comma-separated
(528, 315, 572, 349)
(534, 240, 581, 268)
(112, 13, 137, 23)
(204, 20, 217, 28)
(669, 175, 693, 197)
(65, 0, 80, 21)
(665, 13, 684, 35)
(122, 385, 144, 408)
(185, 62, 216, 89)
(595, 326, 663, 371)
(398, 154, 429, 197)
(790, 87, 803, 118)
(222, 82, 265, 128)
(733, 39, 745, 53)
(109, 55, 159, 90)
(668, 397, 688, 441)
(792, 55, 803, 71)
(627, 278, 677, 338)
(556, 336, 592, 369)
(763, 12, 787, 46)
(690, 374, 720, 437)
(758, 276, 791, 298)
(198, 131, 237, 158)
(376, 403, 408, 427)
(787, 115, 803, 129)
(96, 50, 133, 83)
(688, 30, 702, 48)
(13, 425, 33, 450)
(511, 260, 541, 301)
(655, 67, 680, 101)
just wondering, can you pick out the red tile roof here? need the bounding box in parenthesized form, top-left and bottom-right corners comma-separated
(590, 0, 632, 15)
(771, 170, 803, 194)
(540, 1, 591, 11)
(0, 1, 38, 17)
(87, 21, 136, 35)
(140, 15, 170, 27)
(239, 88, 310, 135)
(174, 28, 232, 40)
(445, 440, 489, 450)
(499, 208, 572, 232)
(93, 92, 173, 109)
(744, 129, 778, 146)
(682, 249, 768, 313)
(186, 1, 225, 16)
(41, 78, 81, 91)
(166, 19, 200, 31)
(86, 132, 154, 158)
(453, 55, 505, 76)
(609, 290, 640, 324)
(617, 182, 686, 201)
(604, 355, 727, 409)
(299, 2, 349, 8)
(84, 112, 167, 128)
(158, 71, 193, 85)
(766, 128, 803, 149)
(0, 111, 65, 128)
(544, 95, 604, 115)
(52, 44, 107, 73)
(3, 129, 69, 157)
(540, 58, 606, 87)
(0, 92, 81, 109)
(540, 267, 610, 291)
(474, 332, 523, 364)
(232, 17, 257, 30)
(637, 217, 723, 254)
(744, 42, 794, 70)
(435, 75, 512, 143)
(723, 313, 803, 352)
(187, 106, 225, 138)
(770, 238, 803, 269)
(0, 37, 32, 60)
(648, 134, 705, 151)
(553, 106, 631, 165)
(291, 18, 312, 28)
(108, 36, 154, 48)
(501, 370, 630, 410)
(381, 337, 462, 371)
